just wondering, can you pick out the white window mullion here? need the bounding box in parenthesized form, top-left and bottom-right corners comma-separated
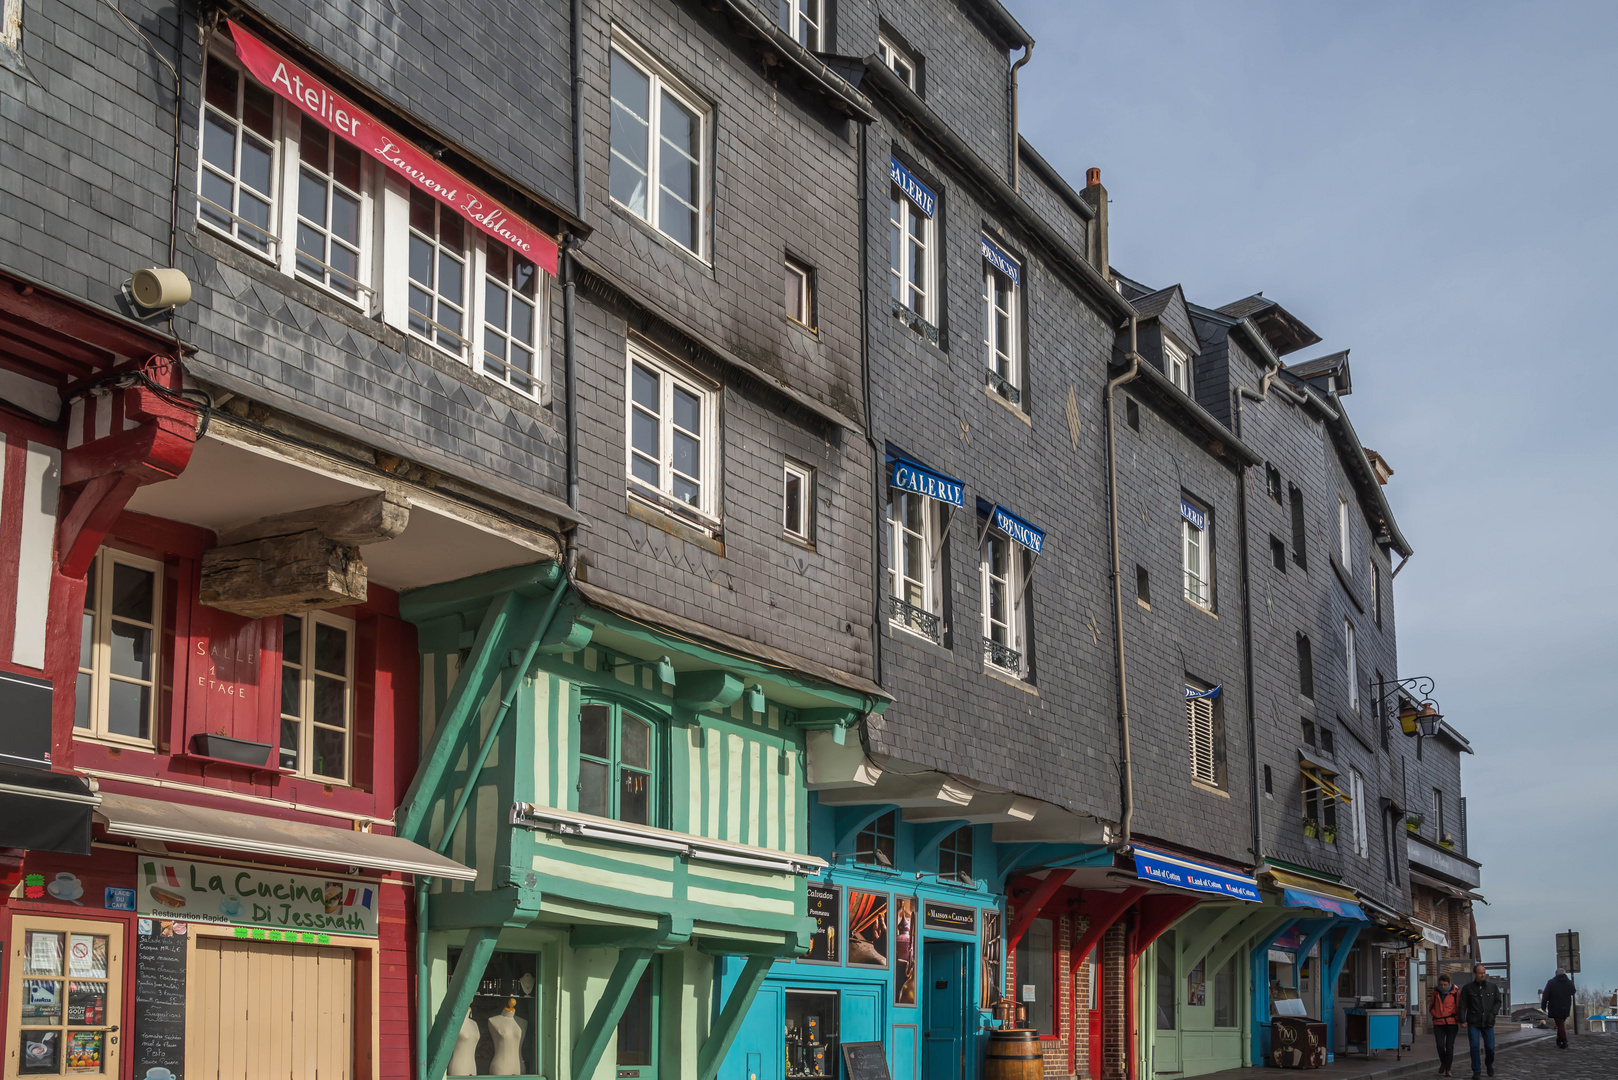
(275, 111, 302, 278)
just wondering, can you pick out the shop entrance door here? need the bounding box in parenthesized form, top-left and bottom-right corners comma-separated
(923, 941, 968, 1080)
(6, 915, 125, 1079)
(190, 936, 354, 1080)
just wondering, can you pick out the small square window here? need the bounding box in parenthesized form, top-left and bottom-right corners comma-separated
(1321, 727, 1335, 754)
(1126, 397, 1140, 432)
(1165, 338, 1192, 395)
(878, 34, 918, 90)
(1270, 535, 1286, 572)
(785, 258, 814, 328)
(856, 811, 895, 867)
(1263, 764, 1273, 794)
(783, 461, 814, 542)
(1266, 464, 1283, 504)
(1302, 718, 1316, 746)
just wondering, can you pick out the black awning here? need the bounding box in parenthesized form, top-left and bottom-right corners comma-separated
(0, 766, 97, 855)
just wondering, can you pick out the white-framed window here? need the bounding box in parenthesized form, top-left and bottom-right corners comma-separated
(878, 34, 917, 89)
(785, 257, 814, 329)
(75, 549, 162, 746)
(407, 187, 469, 358)
(626, 346, 719, 521)
(1338, 494, 1351, 565)
(983, 246, 1020, 403)
(1182, 502, 1212, 609)
(1185, 687, 1218, 787)
(293, 119, 368, 301)
(1344, 619, 1357, 710)
(889, 187, 933, 321)
(1370, 559, 1382, 626)
(888, 488, 942, 644)
(1165, 337, 1191, 395)
(279, 611, 355, 782)
(609, 39, 708, 257)
(783, 461, 814, 542)
(980, 530, 1025, 676)
(199, 50, 280, 256)
(1350, 768, 1368, 858)
(777, 0, 823, 50)
(482, 239, 543, 396)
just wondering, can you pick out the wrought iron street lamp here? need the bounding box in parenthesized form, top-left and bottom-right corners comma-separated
(1375, 674, 1444, 741)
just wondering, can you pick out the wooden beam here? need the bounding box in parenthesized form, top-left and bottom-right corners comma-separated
(57, 473, 139, 578)
(218, 491, 410, 546)
(424, 926, 500, 1080)
(198, 529, 368, 617)
(697, 955, 775, 1080)
(1205, 910, 1294, 980)
(1068, 886, 1147, 969)
(1131, 894, 1200, 959)
(1006, 869, 1074, 954)
(1179, 904, 1255, 972)
(572, 948, 654, 1080)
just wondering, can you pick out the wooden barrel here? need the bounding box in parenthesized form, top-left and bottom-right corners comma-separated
(983, 1028, 1043, 1080)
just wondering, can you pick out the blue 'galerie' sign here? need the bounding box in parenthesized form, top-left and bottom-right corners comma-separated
(980, 235, 1020, 285)
(892, 458, 963, 507)
(991, 505, 1045, 555)
(890, 157, 936, 218)
(1180, 499, 1207, 531)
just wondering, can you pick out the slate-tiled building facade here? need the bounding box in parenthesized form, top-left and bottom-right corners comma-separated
(0, 0, 1476, 1079)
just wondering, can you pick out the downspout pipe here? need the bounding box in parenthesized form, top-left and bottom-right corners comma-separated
(1104, 316, 1141, 849)
(1008, 44, 1033, 190)
(858, 123, 883, 689)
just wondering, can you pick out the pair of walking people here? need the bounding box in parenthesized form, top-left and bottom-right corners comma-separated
(1427, 964, 1503, 1078)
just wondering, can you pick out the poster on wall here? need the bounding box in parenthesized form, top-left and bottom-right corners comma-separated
(847, 891, 889, 968)
(137, 857, 379, 937)
(893, 896, 917, 1005)
(1187, 960, 1207, 1007)
(803, 884, 842, 964)
(981, 910, 1004, 1007)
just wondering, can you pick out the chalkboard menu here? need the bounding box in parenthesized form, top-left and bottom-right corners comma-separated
(840, 1041, 890, 1080)
(132, 919, 187, 1080)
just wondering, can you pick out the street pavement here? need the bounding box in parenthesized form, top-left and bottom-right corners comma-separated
(1478, 1031, 1617, 1078)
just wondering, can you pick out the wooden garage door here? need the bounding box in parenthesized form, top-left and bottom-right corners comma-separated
(190, 938, 353, 1080)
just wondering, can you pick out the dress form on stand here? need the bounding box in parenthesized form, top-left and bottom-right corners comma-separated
(487, 997, 528, 1076)
(448, 1008, 480, 1077)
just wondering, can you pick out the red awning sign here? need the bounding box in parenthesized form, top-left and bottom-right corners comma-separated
(227, 20, 560, 278)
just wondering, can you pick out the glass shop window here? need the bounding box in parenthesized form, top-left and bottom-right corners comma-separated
(1214, 958, 1237, 1028)
(575, 700, 655, 826)
(1014, 918, 1055, 1035)
(9, 917, 124, 1077)
(443, 948, 539, 1077)
(616, 965, 658, 1080)
(785, 988, 839, 1079)
(1155, 929, 1176, 1030)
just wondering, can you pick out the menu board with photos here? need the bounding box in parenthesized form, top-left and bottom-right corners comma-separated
(131, 919, 188, 1080)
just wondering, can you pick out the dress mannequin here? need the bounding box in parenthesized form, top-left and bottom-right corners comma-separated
(447, 1008, 480, 1077)
(487, 997, 528, 1076)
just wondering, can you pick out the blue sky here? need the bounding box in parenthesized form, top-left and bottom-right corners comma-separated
(1013, 1, 1618, 997)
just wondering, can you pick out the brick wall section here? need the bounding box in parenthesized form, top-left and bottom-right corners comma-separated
(1103, 923, 1128, 1080)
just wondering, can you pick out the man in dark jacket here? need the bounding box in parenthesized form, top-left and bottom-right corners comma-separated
(1542, 967, 1576, 1048)
(1460, 963, 1503, 1077)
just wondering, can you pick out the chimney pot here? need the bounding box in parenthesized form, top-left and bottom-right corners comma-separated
(1086, 167, 1101, 187)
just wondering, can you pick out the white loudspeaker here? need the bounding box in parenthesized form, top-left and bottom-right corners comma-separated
(130, 268, 192, 310)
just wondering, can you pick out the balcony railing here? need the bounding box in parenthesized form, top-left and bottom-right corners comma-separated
(983, 637, 1022, 673)
(985, 368, 1021, 404)
(889, 596, 942, 644)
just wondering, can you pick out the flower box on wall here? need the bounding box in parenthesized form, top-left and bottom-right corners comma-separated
(188, 733, 277, 771)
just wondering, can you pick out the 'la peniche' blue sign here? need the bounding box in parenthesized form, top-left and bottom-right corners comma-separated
(1132, 846, 1260, 903)
(890, 157, 936, 218)
(991, 505, 1045, 555)
(891, 457, 963, 507)
(1180, 499, 1207, 531)
(980, 235, 1020, 285)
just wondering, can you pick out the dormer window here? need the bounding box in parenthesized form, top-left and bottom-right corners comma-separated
(1165, 337, 1191, 395)
(879, 35, 918, 89)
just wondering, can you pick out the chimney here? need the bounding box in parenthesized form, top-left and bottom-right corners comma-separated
(1080, 168, 1110, 282)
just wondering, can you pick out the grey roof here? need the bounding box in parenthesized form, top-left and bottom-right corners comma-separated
(1215, 293, 1322, 357)
(1285, 349, 1352, 395)
(967, 0, 1035, 48)
(1131, 286, 1177, 321)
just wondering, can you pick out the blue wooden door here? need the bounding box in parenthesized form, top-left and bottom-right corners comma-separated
(923, 942, 968, 1080)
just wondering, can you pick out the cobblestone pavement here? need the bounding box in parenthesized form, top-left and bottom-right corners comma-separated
(1472, 1032, 1618, 1078)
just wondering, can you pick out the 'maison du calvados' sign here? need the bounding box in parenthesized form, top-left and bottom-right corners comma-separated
(139, 856, 379, 937)
(228, 21, 560, 278)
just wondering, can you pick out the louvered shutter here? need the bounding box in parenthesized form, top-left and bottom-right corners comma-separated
(1186, 694, 1217, 785)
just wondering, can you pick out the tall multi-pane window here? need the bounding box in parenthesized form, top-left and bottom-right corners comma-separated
(1338, 494, 1351, 565)
(1165, 338, 1191, 395)
(784, 258, 815, 328)
(408, 189, 469, 357)
(1344, 619, 1358, 710)
(888, 489, 941, 643)
(576, 702, 654, 826)
(938, 826, 974, 884)
(1289, 484, 1308, 569)
(198, 55, 277, 253)
(1371, 560, 1382, 626)
(1432, 788, 1444, 840)
(1155, 930, 1177, 1030)
(983, 241, 1020, 403)
(1351, 769, 1369, 858)
(482, 240, 540, 396)
(294, 119, 365, 301)
(981, 532, 1023, 676)
(279, 612, 354, 781)
(777, 0, 822, 49)
(627, 349, 716, 520)
(1297, 634, 1315, 699)
(856, 810, 896, 867)
(75, 550, 161, 745)
(889, 189, 931, 320)
(1181, 499, 1212, 609)
(783, 461, 814, 542)
(609, 43, 707, 256)
(1213, 959, 1237, 1027)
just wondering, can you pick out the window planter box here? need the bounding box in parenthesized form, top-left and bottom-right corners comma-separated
(1302, 818, 1319, 839)
(188, 733, 277, 771)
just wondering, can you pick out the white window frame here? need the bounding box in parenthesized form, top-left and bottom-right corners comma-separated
(625, 345, 720, 523)
(75, 548, 163, 748)
(1344, 619, 1358, 710)
(878, 35, 917, 89)
(980, 529, 1025, 677)
(198, 45, 284, 261)
(1338, 494, 1351, 566)
(1165, 337, 1192, 395)
(778, 0, 823, 50)
(783, 460, 813, 542)
(608, 35, 711, 260)
(983, 249, 1020, 403)
(785, 257, 814, 329)
(889, 187, 934, 322)
(1370, 559, 1381, 625)
(1186, 689, 1217, 787)
(279, 610, 356, 784)
(1350, 768, 1368, 858)
(1182, 506, 1212, 610)
(2, 0, 21, 51)
(888, 488, 943, 643)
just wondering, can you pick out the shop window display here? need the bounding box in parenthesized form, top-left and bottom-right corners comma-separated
(445, 949, 538, 1077)
(784, 989, 839, 1079)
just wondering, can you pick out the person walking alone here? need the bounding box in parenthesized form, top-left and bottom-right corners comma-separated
(1459, 963, 1503, 1078)
(1429, 973, 1462, 1075)
(1541, 966, 1575, 1049)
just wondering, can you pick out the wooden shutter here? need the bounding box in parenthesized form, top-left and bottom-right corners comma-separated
(1186, 696, 1216, 786)
(190, 937, 353, 1080)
